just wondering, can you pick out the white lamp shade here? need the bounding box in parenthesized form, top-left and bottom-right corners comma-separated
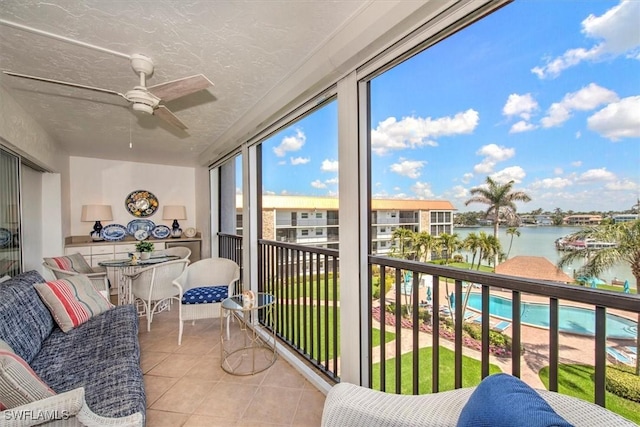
(81, 205, 113, 221)
(163, 205, 186, 220)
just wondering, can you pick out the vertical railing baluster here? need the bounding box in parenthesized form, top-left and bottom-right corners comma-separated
(549, 297, 559, 392)
(594, 306, 606, 407)
(454, 279, 463, 389)
(511, 291, 521, 378)
(481, 285, 490, 379)
(432, 275, 440, 393)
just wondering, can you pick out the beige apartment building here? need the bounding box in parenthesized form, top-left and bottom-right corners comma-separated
(236, 195, 456, 254)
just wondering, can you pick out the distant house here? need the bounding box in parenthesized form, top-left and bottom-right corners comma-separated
(495, 256, 574, 284)
(563, 215, 602, 226)
(612, 214, 638, 223)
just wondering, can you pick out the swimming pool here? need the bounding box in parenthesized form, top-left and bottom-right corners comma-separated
(466, 293, 637, 340)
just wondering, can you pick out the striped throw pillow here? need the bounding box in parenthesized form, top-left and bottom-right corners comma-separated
(34, 275, 114, 333)
(43, 253, 93, 274)
(0, 349, 55, 410)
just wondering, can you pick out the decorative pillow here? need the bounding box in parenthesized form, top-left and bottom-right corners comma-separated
(457, 373, 573, 427)
(182, 286, 228, 304)
(43, 253, 93, 274)
(0, 350, 56, 410)
(0, 275, 11, 284)
(34, 276, 114, 333)
(0, 340, 13, 353)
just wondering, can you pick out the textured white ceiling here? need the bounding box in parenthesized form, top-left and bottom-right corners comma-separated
(0, 0, 370, 166)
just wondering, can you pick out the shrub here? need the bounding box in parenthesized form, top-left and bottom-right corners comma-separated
(606, 365, 640, 403)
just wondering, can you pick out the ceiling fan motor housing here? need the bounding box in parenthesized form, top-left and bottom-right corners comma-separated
(126, 87, 160, 114)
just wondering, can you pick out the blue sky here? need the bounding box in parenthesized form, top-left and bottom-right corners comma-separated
(259, 0, 639, 213)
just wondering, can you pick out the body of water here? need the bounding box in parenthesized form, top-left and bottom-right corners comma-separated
(454, 226, 634, 288)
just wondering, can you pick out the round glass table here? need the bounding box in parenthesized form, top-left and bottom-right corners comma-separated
(220, 292, 277, 375)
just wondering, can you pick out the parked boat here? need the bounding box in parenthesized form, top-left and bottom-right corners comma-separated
(555, 236, 617, 251)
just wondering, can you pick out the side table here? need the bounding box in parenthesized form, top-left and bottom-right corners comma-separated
(220, 292, 277, 375)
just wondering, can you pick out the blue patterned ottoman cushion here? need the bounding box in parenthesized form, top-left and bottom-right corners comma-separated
(30, 304, 145, 419)
(182, 286, 228, 304)
(0, 271, 55, 363)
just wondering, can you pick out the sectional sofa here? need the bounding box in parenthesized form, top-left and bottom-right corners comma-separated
(0, 270, 145, 426)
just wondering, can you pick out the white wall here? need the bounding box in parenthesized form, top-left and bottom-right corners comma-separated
(20, 166, 43, 272)
(69, 157, 196, 236)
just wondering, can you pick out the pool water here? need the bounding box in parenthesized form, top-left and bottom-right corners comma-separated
(466, 293, 637, 340)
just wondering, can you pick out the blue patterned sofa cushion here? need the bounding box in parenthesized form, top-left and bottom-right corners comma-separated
(31, 304, 145, 419)
(182, 286, 228, 304)
(0, 271, 54, 363)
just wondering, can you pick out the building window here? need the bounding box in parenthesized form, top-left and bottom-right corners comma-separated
(315, 229, 323, 236)
(301, 213, 309, 219)
(301, 230, 309, 236)
(316, 212, 322, 218)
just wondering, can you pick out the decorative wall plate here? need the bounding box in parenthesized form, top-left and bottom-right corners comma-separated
(125, 190, 158, 217)
(127, 219, 156, 235)
(101, 224, 127, 241)
(134, 230, 149, 241)
(151, 225, 171, 239)
(0, 228, 11, 248)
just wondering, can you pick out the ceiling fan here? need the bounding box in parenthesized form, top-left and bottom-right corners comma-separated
(2, 54, 213, 130)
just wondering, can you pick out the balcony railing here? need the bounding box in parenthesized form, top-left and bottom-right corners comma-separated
(258, 239, 340, 382)
(369, 255, 639, 411)
(218, 234, 639, 415)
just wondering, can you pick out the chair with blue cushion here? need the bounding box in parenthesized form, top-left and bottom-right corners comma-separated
(172, 257, 240, 345)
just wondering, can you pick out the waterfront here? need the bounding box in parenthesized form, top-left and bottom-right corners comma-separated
(454, 226, 635, 289)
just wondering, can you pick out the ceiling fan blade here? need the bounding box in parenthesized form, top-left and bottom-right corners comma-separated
(147, 74, 213, 102)
(154, 105, 188, 130)
(2, 71, 127, 100)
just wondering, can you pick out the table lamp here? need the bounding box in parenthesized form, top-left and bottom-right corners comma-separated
(163, 205, 186, 237)
(81, 205, 113, 241)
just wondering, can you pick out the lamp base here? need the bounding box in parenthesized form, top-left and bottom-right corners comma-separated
(91, 221, 104, 241)
(171, 220, 182, 238)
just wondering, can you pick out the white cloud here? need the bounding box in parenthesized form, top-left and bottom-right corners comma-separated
(371, 109, 479, 155)
(390, 159, 426, 179)
(411, 181, 435, 199)
(325, 177, 339, 185)
(571, 161, 582, 167)
(273, 129, 306, 157)
(311, 180, 326, 189)
(530, 177, 573, 189)
(290, 156, 310, 165)
(578, 168, 616, 182)
(605, 179, 639, 191)
(490, 166, 526, 184)
(451, 185, 469, 198)
(321, 159, 339, 173)
(540, 83, 618, 128)
(503, 93, 539, 120)
(510, 120, 537, 134)
(462, 173, 473, 184)
(554, 167, 564, 175)
(473, 144, 515, 174)
(532, 1, 640, 78)
(587, 96, 640, 140)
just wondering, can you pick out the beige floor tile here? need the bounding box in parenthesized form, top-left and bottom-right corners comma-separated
(146, 409, 190, 426)
(241, 385, 302, 425)
(291, 388, 326, 426)
(144, 375, 180, 407)
(183, 414, 239, 426)
(146, 353, 202, 378)
(193, 381, 259, 419)
(151, 376, 218, 414)
(141, 351, 171, 373)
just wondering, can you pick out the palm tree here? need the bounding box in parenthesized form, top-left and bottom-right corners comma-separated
(463, 232, 481, 269)
(506, 227, 521, 259)
(413, 231, 438, 264)
(438, 233, 460, 265)
(558, 219, 640, 375)
(465, 176, 531, 265)
(390, 227, 415, 260)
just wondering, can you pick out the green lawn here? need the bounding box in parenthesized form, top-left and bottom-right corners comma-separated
(539, 364, 640, 424)
(372, 346, 502, 394)
(276, 305, 395, 362)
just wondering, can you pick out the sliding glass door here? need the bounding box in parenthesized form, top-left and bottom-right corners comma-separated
(0, 147, 21, 277)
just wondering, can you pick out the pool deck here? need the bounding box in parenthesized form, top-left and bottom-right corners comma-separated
(383, 285, 637, 390)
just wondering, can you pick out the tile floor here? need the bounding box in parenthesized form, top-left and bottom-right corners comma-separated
(139, 308, 327, 426)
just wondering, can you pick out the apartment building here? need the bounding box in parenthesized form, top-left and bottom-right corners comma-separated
(236, 195, 455, 253)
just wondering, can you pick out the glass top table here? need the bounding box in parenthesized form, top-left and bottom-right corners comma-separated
(99, 255, 180, 306)
(220, 292, 277, 375)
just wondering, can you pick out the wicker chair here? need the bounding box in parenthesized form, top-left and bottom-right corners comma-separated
(172, 258, 240, 345)
(42, 253, 109, 295)
(125, 259, 189, 332)
(163, 246, 192, 260)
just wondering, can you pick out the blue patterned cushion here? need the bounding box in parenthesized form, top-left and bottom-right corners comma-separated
(31, 304, 145, 419)
(182, 286, 228, 304)
(0, 271, 55, 363)
(457, 374, 573, 427)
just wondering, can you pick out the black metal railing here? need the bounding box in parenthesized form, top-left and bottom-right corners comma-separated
(369, 255, 639, 409)
(218, 233, 244, 286)
(258, 239, 340, 381)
